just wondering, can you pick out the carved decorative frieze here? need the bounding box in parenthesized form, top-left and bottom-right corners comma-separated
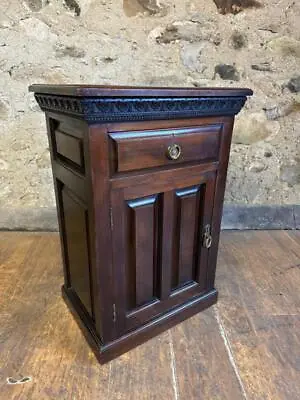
(35, 94, 247, 122)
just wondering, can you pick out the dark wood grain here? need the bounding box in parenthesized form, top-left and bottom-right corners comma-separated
(107, 115, 231, 133)
(128, 195, 158, 307)
(88, 123, 115, 342)
(110, 124, 221, 173)
(173, 186, 199, 288)
(30, 85, 250, 362)
(197, 174, 217, 292)
(160, 191, 175, 300)
(111, 161, 218, 191)
(54, 129, 84, 172)
(109, 170, 219, 338)
(61, 186, 92, 316)
(29, 84, 253, 97)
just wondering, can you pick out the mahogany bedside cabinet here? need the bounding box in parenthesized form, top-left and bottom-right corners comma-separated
(29, 85, 252, 363)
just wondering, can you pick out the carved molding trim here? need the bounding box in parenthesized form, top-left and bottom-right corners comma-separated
(35, 94, 247, 122)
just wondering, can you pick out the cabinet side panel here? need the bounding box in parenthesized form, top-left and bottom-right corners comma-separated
(45, 113, 96, 323)
(60, 186, 92, 316)
(45, 114, 86, 287)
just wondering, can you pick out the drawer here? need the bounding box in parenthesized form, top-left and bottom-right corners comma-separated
(110, 124, 222, 173)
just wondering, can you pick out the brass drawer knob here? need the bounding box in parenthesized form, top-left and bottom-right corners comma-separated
(167, 144, 181, 160)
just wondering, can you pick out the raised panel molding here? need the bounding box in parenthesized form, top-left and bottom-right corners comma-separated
(172, 186, 202, 290)
(54, 129, 85, 173)
(126, 194, 162, 309)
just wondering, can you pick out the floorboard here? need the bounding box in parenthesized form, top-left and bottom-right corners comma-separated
(170, 309, 244, 399)
(0, 231, 299, 400)
(216, 230, 300, 400)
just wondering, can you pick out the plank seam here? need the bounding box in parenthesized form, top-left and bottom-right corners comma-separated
(214, 307, 248, 400)
(168, 330, 180, 400)
(107, 362, 112, 400)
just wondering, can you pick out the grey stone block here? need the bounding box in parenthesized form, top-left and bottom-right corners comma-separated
(0, 207, 58, 231)
(0, 205, 299, 231)
(222, 204, 297, 230)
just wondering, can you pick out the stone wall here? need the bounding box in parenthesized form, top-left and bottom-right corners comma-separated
(0, 0, 299, 211)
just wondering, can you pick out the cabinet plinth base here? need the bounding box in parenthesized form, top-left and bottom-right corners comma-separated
(62, 285, 218, 364)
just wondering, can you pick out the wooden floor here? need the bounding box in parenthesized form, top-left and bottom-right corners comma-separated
(0, 231, 300, 400)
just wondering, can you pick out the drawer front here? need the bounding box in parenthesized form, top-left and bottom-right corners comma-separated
(110, 124, 222, 173)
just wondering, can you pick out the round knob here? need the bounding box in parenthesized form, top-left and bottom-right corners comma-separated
(167, 144, 182, 160)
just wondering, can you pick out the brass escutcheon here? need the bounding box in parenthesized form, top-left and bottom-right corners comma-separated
(203, 224, 212, 249)
(167, 144, 181, 160)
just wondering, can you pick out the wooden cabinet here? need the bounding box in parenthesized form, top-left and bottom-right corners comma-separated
(30, 84, 252, 363)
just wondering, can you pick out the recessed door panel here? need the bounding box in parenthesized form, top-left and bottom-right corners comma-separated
(126, 195, 162, 308)
(172, 186, 201, 289)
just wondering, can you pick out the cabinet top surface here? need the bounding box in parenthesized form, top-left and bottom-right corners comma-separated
(29, 84, 252, 98)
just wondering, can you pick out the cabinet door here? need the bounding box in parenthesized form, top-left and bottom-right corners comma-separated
(111, 170, 216, 335)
